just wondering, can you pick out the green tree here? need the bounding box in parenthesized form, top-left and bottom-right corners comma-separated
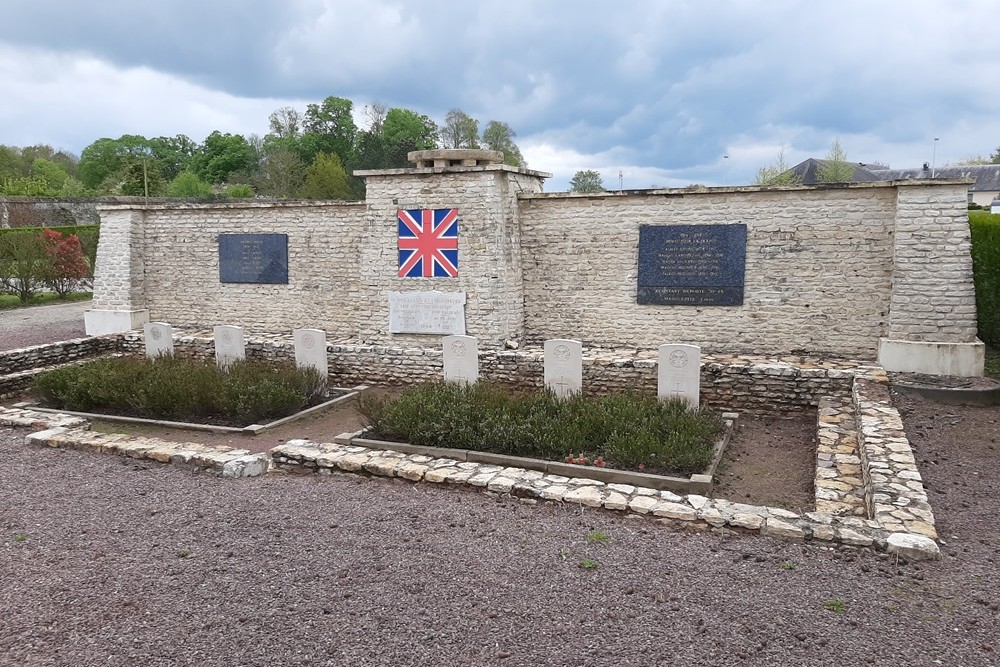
(119, 158, 164, 196)
(0, 145, 21, 181)
(149, 135, 197, 181)
(754, 149, 800, 186)
(302, 96, 357, 164)
(441, 109, 480, 149)
(31, 158, 70, 191)
(817, 139, 855, 183)
(191, 131, 254, 184)
(298, 152, 353, 200)
(78, 135, 153, 191)
(0, 176, 55, 196)
(268, 106, 303, 140)
(0, 230, 48, 302)
(252, 145, 306, 198)
(482, 120, 524, 167)
(167, 171, 213, 197)
(569, 170, 605, 193)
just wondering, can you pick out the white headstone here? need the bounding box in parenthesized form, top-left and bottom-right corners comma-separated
(388, 291, 466, 335)
(442, 335, 479, 384)
(658, 343, 701, 408)
(213, 325, 246, 371)
(143, 322, 174, 359)
(294, 328, 328, 383)
(544, 339, 582, 398)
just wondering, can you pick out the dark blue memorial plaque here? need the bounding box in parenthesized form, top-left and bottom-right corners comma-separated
(637, 224, 747, 306)
(218, 234, 288, 284)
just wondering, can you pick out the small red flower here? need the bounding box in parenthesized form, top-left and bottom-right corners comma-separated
(638, 463, 646, 471)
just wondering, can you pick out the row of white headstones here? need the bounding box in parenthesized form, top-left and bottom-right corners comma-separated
(142, 323, 701, 408)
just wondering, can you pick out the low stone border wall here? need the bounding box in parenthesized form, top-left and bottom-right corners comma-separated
(121, 329, 863, 415)
(333, 408, 736, 495)
(854, 370, 938, 540)
(0, 336, 123, 397)
(22, 424, 269, 478)
(0, 335, 122, 375)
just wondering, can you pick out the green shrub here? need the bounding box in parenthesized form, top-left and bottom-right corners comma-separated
(33, 356, 324, 425)
(970, 211, 1000, 346)
(225, 183, 255, 199)
(358, 383, 722, 475)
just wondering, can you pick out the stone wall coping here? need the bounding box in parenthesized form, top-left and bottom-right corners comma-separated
(354, 164, 552, 179)
(518, 179, 973, 201)
(95, 200, 366, 212)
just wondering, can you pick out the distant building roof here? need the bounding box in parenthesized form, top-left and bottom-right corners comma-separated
(784, 159, 1000, 193)
(868, 164, 1000, 192)
(787, 158, 883, 185)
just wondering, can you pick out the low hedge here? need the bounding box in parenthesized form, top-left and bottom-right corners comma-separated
(33, 356, 325, 426)
(970, 212, 1000, 346)
(358, 382, 723, 475)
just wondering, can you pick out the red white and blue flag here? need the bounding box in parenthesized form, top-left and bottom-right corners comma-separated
(397, 208, 459, 278)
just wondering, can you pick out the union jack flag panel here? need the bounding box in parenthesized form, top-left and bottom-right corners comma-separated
(397, 208, 459, 278)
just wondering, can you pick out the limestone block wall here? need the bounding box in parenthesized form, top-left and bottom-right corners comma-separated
(89, 173, 979, 365)
(518, 186, 898, 357)
(358, 167, 544, 345)
(887, 184, 979, 341)
(119, 331, 856, 415)
(91, 209, 146, 311)
(110, 202, 367, 336)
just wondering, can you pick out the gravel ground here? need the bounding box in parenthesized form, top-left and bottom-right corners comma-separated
(2, 392, 998, 666)
(0, 301, 89, 351)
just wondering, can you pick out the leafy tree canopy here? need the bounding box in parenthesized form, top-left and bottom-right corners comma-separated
(298, 152, 353, 200)
(817, 139, 854, 183)
(302, 96, 357, 164)
(569, 169, 605, 193)
(482, 120, 524, 167)
(441, 109, 480, 149)
(190, 131, 254, 184)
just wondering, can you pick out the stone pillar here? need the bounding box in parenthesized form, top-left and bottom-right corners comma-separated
(85, 207, 150, 335)
(354, 150, 550, 347)
(878, 182, 984, 376)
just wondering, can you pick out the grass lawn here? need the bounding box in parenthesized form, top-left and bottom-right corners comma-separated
(0, 292, 92, 310)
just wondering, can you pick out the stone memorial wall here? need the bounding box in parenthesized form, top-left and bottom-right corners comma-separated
(85, 150, 984, 376)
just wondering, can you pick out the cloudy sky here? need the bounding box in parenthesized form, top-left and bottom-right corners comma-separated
(2, 0, 999, 190)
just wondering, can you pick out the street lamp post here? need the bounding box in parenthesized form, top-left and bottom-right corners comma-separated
(932, 137, 939, 178)
(723, 154, 729, 185)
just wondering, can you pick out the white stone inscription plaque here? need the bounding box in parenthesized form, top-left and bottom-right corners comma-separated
(442, 335, 479, 384)
(294, 328, 328, 384)
(143, 322, 174, 359)
(658, 343, 701, 408)
(544, 338, 582, 399)
(214, 325, 246, 371)
(388, 291, 466, 335)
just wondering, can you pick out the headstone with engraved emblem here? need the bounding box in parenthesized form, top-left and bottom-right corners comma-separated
(442, 335, 479, 384)
(143, 322, 174, 359)
(294, 328, 328, 385)
(213, 325, 246, 371)
(544, 339, 582, 399)
(657, 343, 701, 408)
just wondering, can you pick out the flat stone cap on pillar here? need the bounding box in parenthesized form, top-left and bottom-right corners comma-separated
(408, 149, 505, 168)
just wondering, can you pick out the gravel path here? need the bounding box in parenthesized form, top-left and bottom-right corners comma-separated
(0, 300, 89, 351)
(2, 393, 998, 666)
